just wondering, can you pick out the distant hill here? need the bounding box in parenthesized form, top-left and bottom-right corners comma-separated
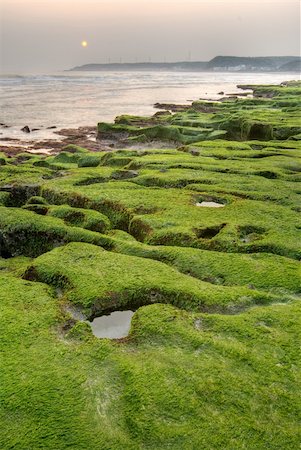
(207, 56, 301, 72)
(69, 61, 208, 72)
(69, 56, 301, 72)
(278, 59, 301, 72)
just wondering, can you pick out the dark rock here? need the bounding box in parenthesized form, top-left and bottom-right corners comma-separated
(154, 102, 190, 112)
(21, 126, 30, 133)
(32, 128, 40, 132)
(153, 110, 172, 117)
(218, 91, 224, 95)
(47, 126, 57, 129)
(0, 137, 19, 141)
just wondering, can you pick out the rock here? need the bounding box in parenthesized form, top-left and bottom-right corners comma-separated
(153, 102, 190, 112)
(47, 126, 57, 129)
(153, 110, 172, 117)
(195, 319, 202, 330)
(32, 128, 40, 131)
(218, 91, 224, 95)
(0, 137, 19, 141)
(190, 149, 200, 156)
(21, 126, 30, 133)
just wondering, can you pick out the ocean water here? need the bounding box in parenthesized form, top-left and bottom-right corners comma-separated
(0, 71, 298, 140)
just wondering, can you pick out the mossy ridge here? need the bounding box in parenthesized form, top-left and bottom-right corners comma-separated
(0, 165, 52, 191)
(23, 200, 112, 234)
(111, 239, 301, 293)
(2, 204, 299, 295)
(25, 241, 289, 318)
(0, 206, 112, 257)
(41, 173, 300, 258)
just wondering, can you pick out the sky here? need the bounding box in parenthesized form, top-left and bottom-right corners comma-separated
(0, 0, 300, 73)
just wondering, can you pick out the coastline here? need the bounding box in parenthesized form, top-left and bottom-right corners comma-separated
(1, 71, 297, 141)
(0, 88, 249, 156)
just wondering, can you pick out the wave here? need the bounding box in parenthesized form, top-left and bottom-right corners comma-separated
(0, 74, 28, 81)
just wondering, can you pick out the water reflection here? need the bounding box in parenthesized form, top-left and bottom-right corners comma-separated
(89, 310, 134, 339)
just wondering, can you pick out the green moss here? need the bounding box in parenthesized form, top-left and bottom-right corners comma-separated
(26, 195, 49, 205)
(112, 240, 300, 293)
(26, 241, 285, 317)
(1, 81, 301, 449)
(47, 204, 111, 233)
(124, 301, 301, 448)
(0, 274, 133, 449)
(66, 321, 93, 341)
(77, 154, 102, 167)
(0, 207, 112, 257)
(2, 273, 300, 449)
(0, 191, 10, 206)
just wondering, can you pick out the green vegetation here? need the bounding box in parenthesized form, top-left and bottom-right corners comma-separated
(97, 81, 301, 143)
(0, 82, 300, 449)
(25, 241, 282, 317)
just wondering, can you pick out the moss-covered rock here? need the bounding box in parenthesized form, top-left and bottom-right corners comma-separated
(2, 81, 301, 449)
(25, 241, 285, 317)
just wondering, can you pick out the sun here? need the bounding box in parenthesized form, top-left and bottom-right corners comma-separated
(81, 40, 88, 48)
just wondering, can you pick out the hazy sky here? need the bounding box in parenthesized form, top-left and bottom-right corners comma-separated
(0, 0, 300, 73)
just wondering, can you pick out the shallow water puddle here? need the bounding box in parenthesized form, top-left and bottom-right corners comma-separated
(89, 310, 134, 339)
(196, 201, 225, 208)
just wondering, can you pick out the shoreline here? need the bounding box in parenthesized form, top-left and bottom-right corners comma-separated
(0, 123, 178, 158)
(0, 89, 252, 157)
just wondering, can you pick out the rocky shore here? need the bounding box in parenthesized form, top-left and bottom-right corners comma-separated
(0, 87, 256, 157)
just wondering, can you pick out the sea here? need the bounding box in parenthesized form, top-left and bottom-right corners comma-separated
(0, 71, 298, 140)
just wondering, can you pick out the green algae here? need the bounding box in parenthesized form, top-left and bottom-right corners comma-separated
(0, 207, 112, 257)
(1, 81, 301, 449)
(97, 81, 301, 144)
(25, 241, 282, 317)
(1, 274, 300, 449)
